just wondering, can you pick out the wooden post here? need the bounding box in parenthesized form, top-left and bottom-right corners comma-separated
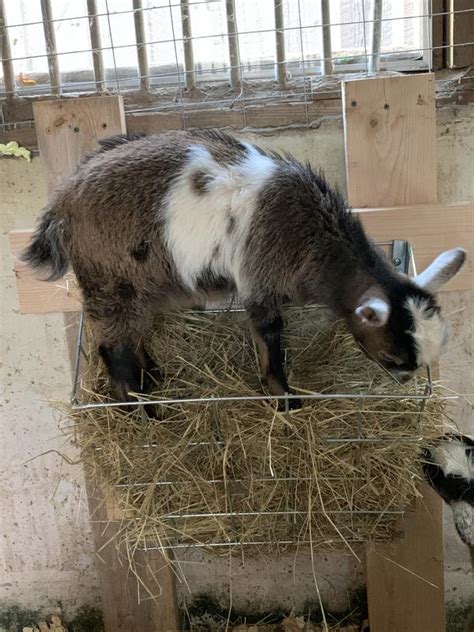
(32, 97, 178, 632)
(342, 73, 446, 632)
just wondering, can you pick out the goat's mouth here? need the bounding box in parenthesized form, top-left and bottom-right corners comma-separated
(354, 340, 415, 385)
(390, 370, 414, 384)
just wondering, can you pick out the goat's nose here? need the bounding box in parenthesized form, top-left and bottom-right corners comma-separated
(398, 372, 413, 384)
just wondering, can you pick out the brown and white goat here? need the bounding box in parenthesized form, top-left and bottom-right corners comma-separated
(23, 130, 466, 408)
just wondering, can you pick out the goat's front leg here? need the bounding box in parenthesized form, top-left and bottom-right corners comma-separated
(246, 301, 301, 411)
(98, 341, 161, 417)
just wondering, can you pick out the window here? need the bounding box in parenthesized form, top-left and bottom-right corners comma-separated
(1, 0, 432, 102)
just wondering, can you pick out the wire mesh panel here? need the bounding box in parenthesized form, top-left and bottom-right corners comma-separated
(1, 0, 472, 127)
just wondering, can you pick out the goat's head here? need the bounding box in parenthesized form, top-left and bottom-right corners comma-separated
(347, 248, 466, 382)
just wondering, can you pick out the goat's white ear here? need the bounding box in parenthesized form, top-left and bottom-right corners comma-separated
(355, 298, 390, 327)
(414, 248, 466, 293)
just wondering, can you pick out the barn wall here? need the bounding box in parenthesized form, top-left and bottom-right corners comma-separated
(0, 104, 472, 615)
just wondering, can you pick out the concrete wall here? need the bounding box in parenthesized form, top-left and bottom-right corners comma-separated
(0, 104, 472, 615)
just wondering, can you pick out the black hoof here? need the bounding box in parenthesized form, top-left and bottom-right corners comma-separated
(142, 402, 159, 420)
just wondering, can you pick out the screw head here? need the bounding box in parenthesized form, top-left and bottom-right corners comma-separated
(351, 100, 357, 107)
(393, 257, 402, 266)
(73, 126, 80, 133)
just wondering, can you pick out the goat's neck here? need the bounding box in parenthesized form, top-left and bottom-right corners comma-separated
(295, 255, 380, 318)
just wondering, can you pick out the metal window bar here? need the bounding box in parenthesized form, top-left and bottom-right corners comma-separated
(133, 0, 150, 91)
(320, 0, 333, 75)
(274, 0, 286, 87)
(2, 5, 471, 34)
(0, 6, 472, 106)
(39, 0, 61, 95)
(2, 12, 471, 68)
(225, 0, 240, 89)
(181, 0, 196, 91)
(0, 0, 15, 97)
(368, 0, 383, 74)
(86, 0, 106, 92)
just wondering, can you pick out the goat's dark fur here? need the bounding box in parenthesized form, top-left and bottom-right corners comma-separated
(23, 130, 465, 408)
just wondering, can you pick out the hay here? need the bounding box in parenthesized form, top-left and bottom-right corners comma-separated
(70, 306, 450, 556)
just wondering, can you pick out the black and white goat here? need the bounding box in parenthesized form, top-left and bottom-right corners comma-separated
(23, 130, 466, 407)
(423, 434, 474, 632)
(423, 433, 474, 550)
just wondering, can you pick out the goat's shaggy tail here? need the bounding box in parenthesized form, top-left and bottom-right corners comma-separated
(21, 208, 69, 281)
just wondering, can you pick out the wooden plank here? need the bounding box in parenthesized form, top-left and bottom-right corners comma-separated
(9, 229, 81, 314)
(342, 74, 438, 208)
(343, 74, 446, 632)
(9, 202, 473, 315)
(366, 484, 445, 632)
(33, 96, 126, 193)
(33, 97, 178, 632)
(357, 202, 473, 292)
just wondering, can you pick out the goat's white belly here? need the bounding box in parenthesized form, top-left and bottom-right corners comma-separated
(162, 144, 277, 292)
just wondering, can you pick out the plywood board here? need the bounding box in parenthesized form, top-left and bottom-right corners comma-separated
(33, 96, 127, 193)
(343, 74, 446, 632)
(10, 202, 472, 315)
(9, 230, 81, 314)
(357, 202, 473, 292)
(366, 484, 445, 631)
(342, 74, 437, 207)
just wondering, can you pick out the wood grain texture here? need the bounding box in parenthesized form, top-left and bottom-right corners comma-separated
(366, 484, 445, 632)
(342, 74, 438, 207)
(357, 202, 473, 292)
(33, 96, 126, 192)
(10, 203, 472, 314)
(344, 74, 446, 632)
(34, 97, 178, 632)
(9, 230, 81, 314)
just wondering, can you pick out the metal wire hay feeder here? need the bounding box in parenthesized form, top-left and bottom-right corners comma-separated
(67, 241, 452, 557)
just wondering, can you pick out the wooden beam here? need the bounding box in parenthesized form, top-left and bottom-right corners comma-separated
(342, 74, 438, 208)
(33, 97, 126, 193)
(32, 97, 178, 632)
(9, 202, 473, 315)
(357, 202, 473, 292)
(9, 230, 81, 314)
(366, 485, 445, 631)
(343, 74, 446, 632)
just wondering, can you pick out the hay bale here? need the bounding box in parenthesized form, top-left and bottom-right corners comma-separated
(70, 306, 450, 555)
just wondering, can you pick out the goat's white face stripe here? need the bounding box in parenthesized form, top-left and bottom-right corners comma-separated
(405, 296, 446, 367)
(163, 144, 277, 291)
(430, 441, 474, 480)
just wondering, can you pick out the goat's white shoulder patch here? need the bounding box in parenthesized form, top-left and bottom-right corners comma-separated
(162, 143, 277, 290)
(405, 297, 447, 367)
